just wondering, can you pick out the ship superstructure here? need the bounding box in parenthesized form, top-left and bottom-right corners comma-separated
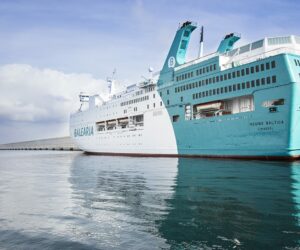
(70, 21, 300, 159)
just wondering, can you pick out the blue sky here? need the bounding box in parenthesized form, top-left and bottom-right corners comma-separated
(0, 0, 300, 143)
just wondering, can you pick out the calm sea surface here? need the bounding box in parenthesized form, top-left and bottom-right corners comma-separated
(0, 151, 299, 249)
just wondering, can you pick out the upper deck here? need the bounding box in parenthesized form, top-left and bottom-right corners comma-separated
(176, 35, 300, 72)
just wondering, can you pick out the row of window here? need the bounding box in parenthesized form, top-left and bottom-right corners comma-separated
(192, 76, 277, 100)
(135, 90, 143, 96)
(120, 95, 149, 106)
(195, 64, 217, 76)
(174, 60, 276, 94)
(176, 63, 217, 82)
(145, 86, 155, 93)
(123, 101, 164, 114)
(176, 71, 194, 82)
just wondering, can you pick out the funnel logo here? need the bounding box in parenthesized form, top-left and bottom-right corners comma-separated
(168, 56, 176, 68)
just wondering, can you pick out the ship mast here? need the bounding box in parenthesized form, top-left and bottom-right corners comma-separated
(198, 26, 204, 58)
(107, 68, 117, 97)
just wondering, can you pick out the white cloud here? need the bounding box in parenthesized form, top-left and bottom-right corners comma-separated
(0, 64, 109, 123)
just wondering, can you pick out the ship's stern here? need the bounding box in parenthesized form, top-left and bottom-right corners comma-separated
(286, 54, 300, 159)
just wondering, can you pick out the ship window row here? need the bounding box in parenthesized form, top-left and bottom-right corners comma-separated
(195, 63, 217, 76)
(176, 71, 193, 82)
(294, 59, 300, 66)
(135, 90, 143, 96)
(175, 63, 217, 82)
(175, 60, 276, 93)
(120, 95, 149, 106)
(145, 86, 155, 93)
(96, 114, 144, 132)
(192, 75, 277, 100)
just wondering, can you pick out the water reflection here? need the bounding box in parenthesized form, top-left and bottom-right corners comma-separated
(69, 154, 178, 249)
(70, 155, 300, 249)
(1, 151, 298, 249)
(291, 164, 300, 228)
(158, 158, 300, 249)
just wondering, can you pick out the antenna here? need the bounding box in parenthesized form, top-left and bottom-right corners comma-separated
(198, 26, 204, 58)
(107, 68, 117, 96)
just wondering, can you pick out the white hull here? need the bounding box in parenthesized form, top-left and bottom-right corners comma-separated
(70, 90, 178, 155)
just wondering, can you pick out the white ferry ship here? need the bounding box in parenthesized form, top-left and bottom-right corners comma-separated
(70, 21, 300, 160)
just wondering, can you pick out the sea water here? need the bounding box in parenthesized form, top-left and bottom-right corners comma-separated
(0, 150, 299, 249)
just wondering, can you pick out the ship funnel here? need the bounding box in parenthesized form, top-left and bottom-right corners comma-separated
(162, 21, 196, 70)
(217, 33, 240, 54)
(158, 21, 197, 86)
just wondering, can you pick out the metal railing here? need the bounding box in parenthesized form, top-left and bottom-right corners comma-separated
(222, 46, 300, 69)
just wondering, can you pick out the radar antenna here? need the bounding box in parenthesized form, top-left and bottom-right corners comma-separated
(78, 92, 89, 111)
(138, 67, 156, 88)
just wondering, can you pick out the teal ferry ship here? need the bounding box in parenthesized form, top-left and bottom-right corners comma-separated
(70, 21, 300, 160)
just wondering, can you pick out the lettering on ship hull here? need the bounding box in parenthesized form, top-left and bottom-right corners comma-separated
(74, 126, 94, 137)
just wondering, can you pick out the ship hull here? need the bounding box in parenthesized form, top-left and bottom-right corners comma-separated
(83, 151, 300, 161)
(70, 53, 300, 161)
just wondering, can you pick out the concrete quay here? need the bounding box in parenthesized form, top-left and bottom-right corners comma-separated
(0, 136, 80, 151)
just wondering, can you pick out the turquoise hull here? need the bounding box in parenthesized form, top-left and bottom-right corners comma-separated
(159, 52, 300, 159)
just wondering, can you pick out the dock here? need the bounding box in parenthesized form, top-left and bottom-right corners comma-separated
(0, 136, 81, 151)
